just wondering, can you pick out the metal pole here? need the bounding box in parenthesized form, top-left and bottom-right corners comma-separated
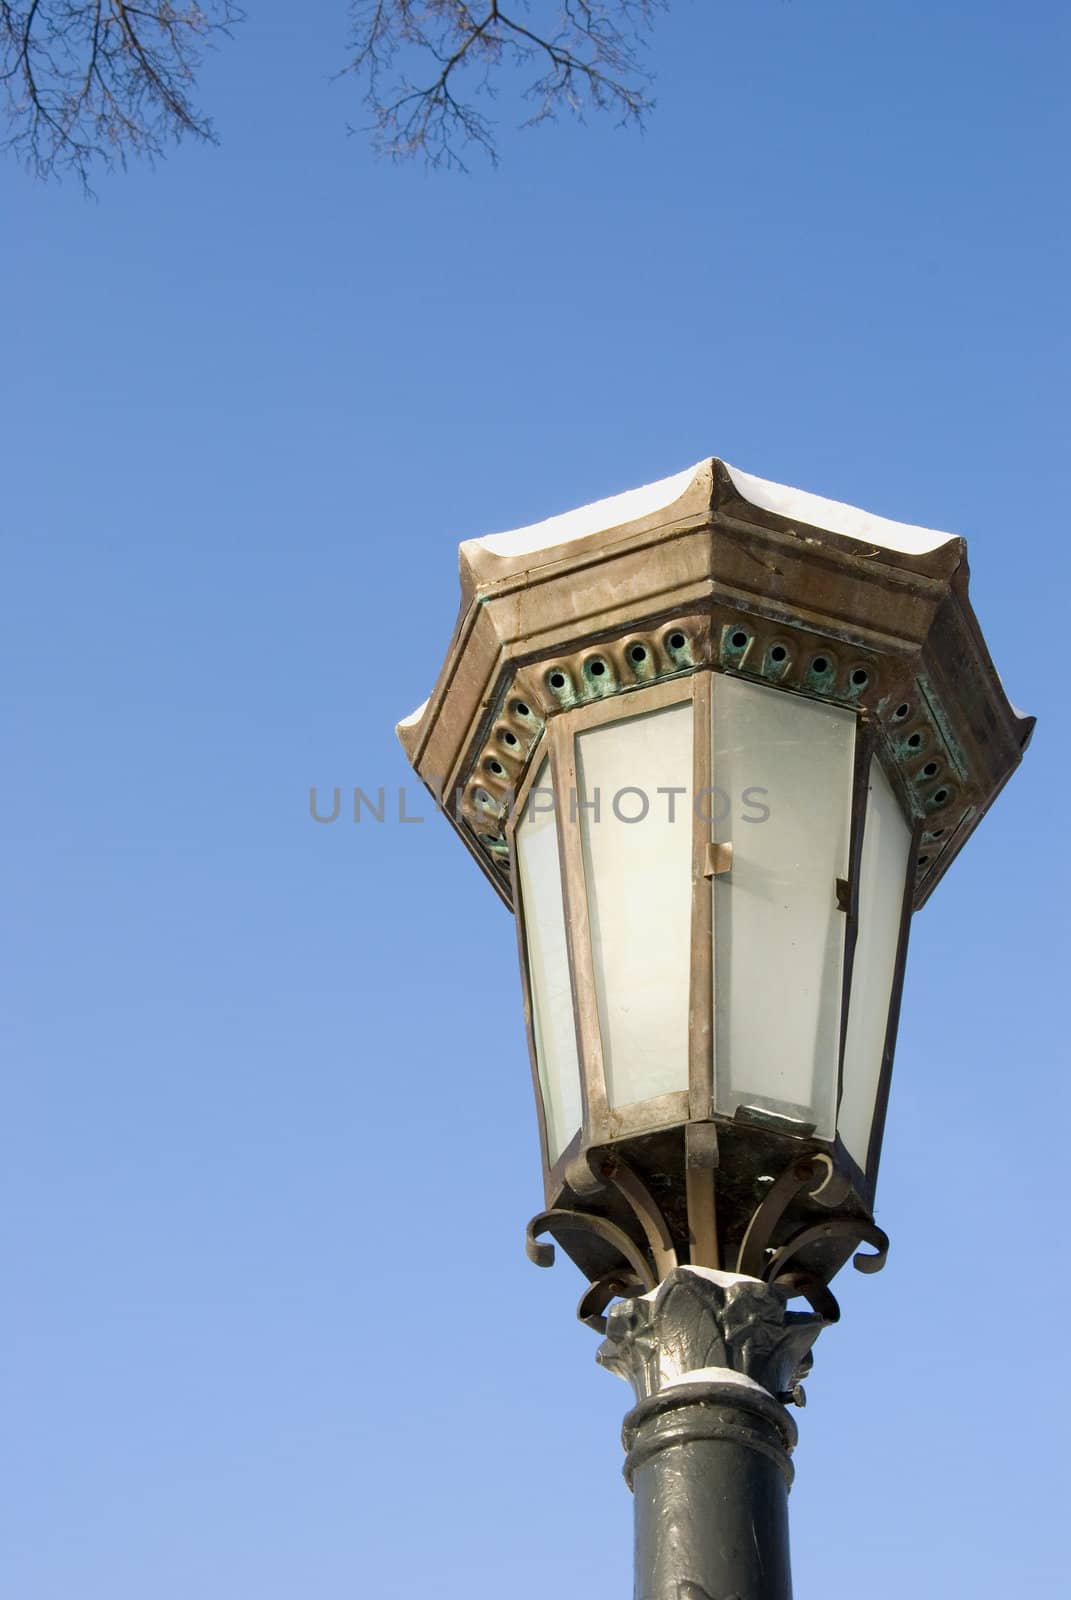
(625, 1377, 796, 1600)
(598, 1267, 824, 1600)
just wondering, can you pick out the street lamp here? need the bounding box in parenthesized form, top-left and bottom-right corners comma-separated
(397, 458, 1031, 1600)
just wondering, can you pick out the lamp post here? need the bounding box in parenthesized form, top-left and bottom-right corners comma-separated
(397, 458, 1031, 1600)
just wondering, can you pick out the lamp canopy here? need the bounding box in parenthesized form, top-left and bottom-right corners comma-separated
(399, 458, 1030, 907)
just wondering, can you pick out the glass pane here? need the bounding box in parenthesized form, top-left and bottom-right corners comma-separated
(575, 702, 693, 1109)
(516, 760, 582, 1163)
(839, 757, 912, 1173)
(711, 675, 855, 1137)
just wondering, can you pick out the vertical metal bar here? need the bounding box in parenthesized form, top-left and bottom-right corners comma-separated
(685, 1127, 719, 1271)
(506, 741, 557, 1199)
(551, 717, 611, 1145)
(863, 815, 922, 1200)
(686, 671, 718, 1268)
(836, 716, 875, 1115)
(688, 670, 715, 1118)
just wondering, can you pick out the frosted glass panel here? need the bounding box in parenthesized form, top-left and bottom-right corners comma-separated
(839, 758, 912, 1172)
(712, 676, 854, 1136)
(576, 702, 693, 1109)
(516, 761, 582, 1163)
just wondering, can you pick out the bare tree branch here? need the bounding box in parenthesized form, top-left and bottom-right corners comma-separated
(0, 1, 241, 187)
(0, 3, 670, 185)
(344, 1, 668, 171)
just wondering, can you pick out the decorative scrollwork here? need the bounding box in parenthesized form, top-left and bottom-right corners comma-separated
(735, 1153, 836, 1278)
(766, 1268, 842, 1325)
(764, 1217, 889, 1285)
(600, 1154, 679, 1281)
(526, 1209, 657, 1292)
(528, 1149, 889, 1334)
(576, 1270, 647, 1334)
(735, 1152, 889, 1321)
(526, 1152, 679, 1330)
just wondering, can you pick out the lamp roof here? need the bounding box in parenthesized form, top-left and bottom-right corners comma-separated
(398, 457, 1032, 910)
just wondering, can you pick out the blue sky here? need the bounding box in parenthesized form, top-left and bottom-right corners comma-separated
(3, 2, 1068, 1596)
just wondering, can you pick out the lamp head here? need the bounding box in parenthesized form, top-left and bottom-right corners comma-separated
(398, 459, 1031, 1316)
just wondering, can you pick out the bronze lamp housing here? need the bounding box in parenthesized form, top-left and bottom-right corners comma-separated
(397, 459, 1032, 1327)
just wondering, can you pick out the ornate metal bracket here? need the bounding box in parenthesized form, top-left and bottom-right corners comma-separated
(527, 1150, 889, 1333)
(526, 1151, 680, 1330)
(736, 1153, 889, 1324)
(735, 1153, 839, 1277)
(526, 1208, 655, 1284)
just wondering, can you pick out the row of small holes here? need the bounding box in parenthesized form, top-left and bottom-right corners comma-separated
(809, 657, 867, 686)
(479, 697, 533, 870)
(891, 704, 955, 828)
(729, 628, 871, 690)
(546, 631, 688, 695)
(551, 630, 872, 697)
(903, 683, 954, 868)
(473, 699, 542, 816)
